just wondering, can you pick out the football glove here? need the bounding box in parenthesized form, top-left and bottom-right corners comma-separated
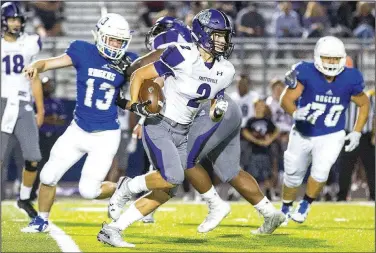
(284, 69, 298, 89)
(292, 103, 311, 121)
(214, 99, 228, 118)
(344, 131, 361, 152)
(130, 101, 157, 117)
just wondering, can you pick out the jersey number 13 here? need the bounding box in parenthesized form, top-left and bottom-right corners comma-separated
(84, 78, 115, 110)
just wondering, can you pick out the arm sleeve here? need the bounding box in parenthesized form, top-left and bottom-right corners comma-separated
(215, 89, 225, 99)
(153, 45, 185, 77)
(65, 40, 83, 68)
(153, 31, 179, 50)
(351, 69, 365, 96)
(292, 61, 306, 86)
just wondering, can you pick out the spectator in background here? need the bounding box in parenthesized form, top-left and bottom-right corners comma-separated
(242, 99, 280, 200)
(236, 3, 265, 37)
(336, 2, 353, 29)
(337, 88, 375, 201)
(352, 2, 375, 39)
(33, 77, 67, 198)
(155, 3, 178, 21)
(302, 2, 329, 38)
(185, 2, 208, 26)
(266, 79, 293, 199)
(271, 2, 302, 39)
(28, 1, 64, 37)
(138, 2, 165, 27)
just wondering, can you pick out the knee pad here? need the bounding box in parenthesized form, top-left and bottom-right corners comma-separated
(40, 167, 58, 186)
(283, 172, 304, 188)
(283, 151, 299, 175)
(25, 160, 38, 172)
(310, 164, 331, 183)
(78, 178, 101, 199)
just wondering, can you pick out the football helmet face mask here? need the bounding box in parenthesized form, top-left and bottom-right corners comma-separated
(93, 13, 133, 61)
(314, 36, 347, 77)
(191, 9, 234, 59)
(1, 2, 25, 36)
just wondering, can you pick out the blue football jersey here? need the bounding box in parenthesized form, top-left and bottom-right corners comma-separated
(294, 61, 364, 136)
(65, 40, 136, 132)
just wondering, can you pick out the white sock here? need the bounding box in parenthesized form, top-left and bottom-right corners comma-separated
(253, 197, 276, 217)
(127, 175, 148, 194)
(19, 184, 32, 200)
(110, 204, 144, 231)
(200, 186, 222, 204)
(39, 212, 49, 221)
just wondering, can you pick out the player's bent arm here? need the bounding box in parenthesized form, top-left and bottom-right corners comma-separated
(280, 81, 304, 116)
(130, 63, 160, 105)
(351, 92, 370, 133)
(127, 49, 164, 76)
(30, 54, 73, 74)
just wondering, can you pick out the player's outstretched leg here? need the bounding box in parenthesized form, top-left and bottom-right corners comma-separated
(100, 189, 171, 247)
(185, 163, 230, 233)
(108, 171, 173, 220)
(229, 170, 285, 234)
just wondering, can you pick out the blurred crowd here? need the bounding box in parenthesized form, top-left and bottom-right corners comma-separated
(139, 1, 375, 39)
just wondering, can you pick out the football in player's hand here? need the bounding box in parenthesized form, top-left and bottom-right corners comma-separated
(138, 79, 165, 114)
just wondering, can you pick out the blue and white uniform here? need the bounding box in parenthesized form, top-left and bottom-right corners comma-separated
(284, 61, 364, 186)
(39, 40, 136, 199)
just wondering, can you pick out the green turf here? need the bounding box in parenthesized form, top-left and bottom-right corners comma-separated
(2, 200, 375, 252)
(1, 202, 60, 252)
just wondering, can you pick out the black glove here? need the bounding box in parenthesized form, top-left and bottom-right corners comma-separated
(115, 92, 128, 110)
(109, 55, 133, 75)
(130, 100, 157, 117)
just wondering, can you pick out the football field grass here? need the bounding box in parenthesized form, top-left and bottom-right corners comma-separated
(2, 199, 375, 252)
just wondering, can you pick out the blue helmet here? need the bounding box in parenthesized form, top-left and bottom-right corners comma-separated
(145, 16, 191, 50)
(1, 2, 25, 36)
(191, 9, 234, 59)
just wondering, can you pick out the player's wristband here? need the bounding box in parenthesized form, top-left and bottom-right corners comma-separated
(138, 116, 146, 125)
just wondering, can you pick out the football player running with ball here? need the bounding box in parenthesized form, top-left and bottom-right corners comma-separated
(280, 36, 370, 225)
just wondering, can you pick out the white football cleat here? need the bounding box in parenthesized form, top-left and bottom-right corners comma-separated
(197, 201, 231, 233)
(97, 223, 135, 248)
(142, 211, 155, 223)
(108, 177, 133, 221)
(290, 200, 310, 223)
(251, 211, 286, 235)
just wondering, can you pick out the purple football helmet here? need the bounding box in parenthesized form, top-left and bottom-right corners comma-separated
(1, 2, 25, 36)
(145, 16, 191, 50)
(191, 9, 234, 59)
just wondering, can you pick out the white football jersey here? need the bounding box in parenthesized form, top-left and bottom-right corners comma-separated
(231, 91, 259, 128)
(266, 96, 293, 132)
(155, 44, 235, 124)
(1, 33, 41, 101)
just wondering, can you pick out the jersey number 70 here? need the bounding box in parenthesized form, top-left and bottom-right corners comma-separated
(306, 102, 344, 127)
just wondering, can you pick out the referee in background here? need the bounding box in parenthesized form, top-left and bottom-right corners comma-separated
(337, 88, 375, 201)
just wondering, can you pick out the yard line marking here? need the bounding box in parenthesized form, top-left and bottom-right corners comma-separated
(10, 202, 82, 253)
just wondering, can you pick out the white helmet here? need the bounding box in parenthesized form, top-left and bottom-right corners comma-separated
(92, 13, 132, 61)
(314, 36, 347, 77)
